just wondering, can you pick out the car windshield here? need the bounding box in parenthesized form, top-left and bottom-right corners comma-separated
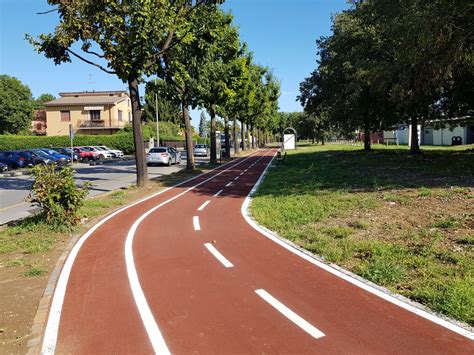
(19, 152, 32, 158)
(196, 145, 206, 148)
(95, 147, 106, 151)
(42, 149, 57, 155)
(150, 148, 167, 153)
(33, 150, 51, 157)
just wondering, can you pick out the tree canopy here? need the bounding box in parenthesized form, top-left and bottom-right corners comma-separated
(0, 75, 35, 134)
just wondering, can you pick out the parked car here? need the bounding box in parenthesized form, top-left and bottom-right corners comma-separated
(20, 150, 53, 166)
(95, 146, 124, 158)
(194, 144, 209, 157)
(94, 146, 118, 159)
(0, 162, 8, 172)
(0, 151, 35, 169)
(80, 146, 112, 159)
(37, 148, 72, 165)
(73, 147, 98, 162)
(52, 147, 81, 162)
(146, 147, 181, 166)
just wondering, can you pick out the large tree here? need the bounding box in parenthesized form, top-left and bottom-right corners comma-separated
(28, 0, 223, 186)
(0, 75, 35, 134)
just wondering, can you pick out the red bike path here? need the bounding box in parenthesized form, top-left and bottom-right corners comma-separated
(41, 149, 473, 354)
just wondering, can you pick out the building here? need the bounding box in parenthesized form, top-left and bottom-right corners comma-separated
(44, 91, 132, 136)
(384, 122, 474, 146)
(31, 110, 47, 135)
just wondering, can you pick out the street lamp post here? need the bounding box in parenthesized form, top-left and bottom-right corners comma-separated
(155, 92, 160, 147)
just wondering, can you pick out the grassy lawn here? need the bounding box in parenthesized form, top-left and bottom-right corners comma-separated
(251, 143, 474, 326)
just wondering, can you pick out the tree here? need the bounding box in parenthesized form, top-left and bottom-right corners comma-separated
(35, 93, 56, 109)
(198, 111, 209, 138)
(28, 0, 224, 187)
(143, 80, 181, 125)
(0, 75, 35, 134)
(195, 9, 242, 163)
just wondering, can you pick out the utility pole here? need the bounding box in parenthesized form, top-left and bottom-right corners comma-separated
(155, 92, 160, 147)
(154, 78, 160, 147)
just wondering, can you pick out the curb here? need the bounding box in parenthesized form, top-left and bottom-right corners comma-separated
(0, 170, 31, 178)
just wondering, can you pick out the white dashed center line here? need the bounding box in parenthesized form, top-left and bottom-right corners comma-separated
(234, 176, 240, 181)
(255, 289, 326, 340)
(198, 200, 211, 211)
(193, 216, 201, 231)
(214, 189, 224, 197)
(240, 172, 244, 176)
(204, 243, 234, 268)
(225, 182, 233, 187)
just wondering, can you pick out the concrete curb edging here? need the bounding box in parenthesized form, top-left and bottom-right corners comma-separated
(241, 152, 474, 340)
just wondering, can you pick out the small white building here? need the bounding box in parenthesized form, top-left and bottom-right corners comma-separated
(384, 122, 473, 146)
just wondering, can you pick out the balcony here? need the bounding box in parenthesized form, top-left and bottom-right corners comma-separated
(79, 120, 106, 128)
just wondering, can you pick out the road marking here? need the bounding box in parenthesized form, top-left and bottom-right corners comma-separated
(198, 200, 211, 211)
(204, 243, 234, 268)
(41, 150, 262, 354)
(240, 172, 244, 176)
(225, 182, 233, 187)
(241, 151, 474, 341)
(234, 176, 240, 181)
(193, 216, 201, 231)
(214, 189, 223, 197)
(255, 289, 325, 339)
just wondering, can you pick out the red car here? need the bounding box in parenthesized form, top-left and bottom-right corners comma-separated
(73, 147, 100, 161)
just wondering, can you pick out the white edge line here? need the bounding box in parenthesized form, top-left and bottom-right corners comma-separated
(241, 151, 474, 341)
(255, 289, 325, 339)
(41, 149, 260, 354)
(214, 189, 224, 197)
(198, 200, 211, 211)
(193, 216, 201, 231)
(204, 243, 234, 268)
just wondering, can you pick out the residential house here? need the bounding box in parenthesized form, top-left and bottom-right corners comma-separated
(44, 91, 132, 136)
(31, 110, 47, 135)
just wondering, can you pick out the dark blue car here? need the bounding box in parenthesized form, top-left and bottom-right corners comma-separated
(0, 151, 35, 169)
(35, 148, 72, 165)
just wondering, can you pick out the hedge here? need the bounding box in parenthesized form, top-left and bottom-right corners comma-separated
(0, 133, 208, 154)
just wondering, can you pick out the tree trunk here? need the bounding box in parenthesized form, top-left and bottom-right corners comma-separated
(233, 118, 239, 155)
(363, 128, 371, 151)
(209, 103, 217, 164)
(250, 123, 255, 149)
(241, 120, 246, 151)
(247, 124, 251, 150)
(182, 102, 195, 170)
(410, 117, 420, 154)
(128, 75, 148, 187)
(224, 116, 231, 158)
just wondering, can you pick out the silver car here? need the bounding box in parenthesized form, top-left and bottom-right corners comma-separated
(146, 147, 181, 166)
(194, 144, 209, 157)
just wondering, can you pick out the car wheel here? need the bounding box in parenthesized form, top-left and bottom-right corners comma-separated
(167, 158, 172, 166)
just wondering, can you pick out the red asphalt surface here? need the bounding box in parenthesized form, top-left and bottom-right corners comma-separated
(48, 149, 473, 354)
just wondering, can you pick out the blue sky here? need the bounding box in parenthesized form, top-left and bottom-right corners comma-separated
(0, 0, 348, 122)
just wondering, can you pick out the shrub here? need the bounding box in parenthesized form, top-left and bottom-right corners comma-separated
(28, 165, 90, 227)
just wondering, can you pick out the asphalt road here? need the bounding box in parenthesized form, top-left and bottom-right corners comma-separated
(0, 155, 209, 225)
(40, 149, 473, 354)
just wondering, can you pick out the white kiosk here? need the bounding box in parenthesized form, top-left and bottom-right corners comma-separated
(283, 127, 297, 150)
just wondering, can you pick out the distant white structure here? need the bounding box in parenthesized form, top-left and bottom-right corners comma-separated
(283, 127, 297, 150)
(384, 122, 473, 146)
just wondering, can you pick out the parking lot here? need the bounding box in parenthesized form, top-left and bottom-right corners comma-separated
(0, 154, 209, 225)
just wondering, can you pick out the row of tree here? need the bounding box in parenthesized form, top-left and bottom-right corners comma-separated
(29, 0, 280, 186)
(298, 0, 473, 152)
(0, 75, 55, 135)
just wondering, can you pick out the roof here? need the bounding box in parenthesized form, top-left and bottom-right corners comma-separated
(44, 95, 128, 107)
(59, 90, 128, 97)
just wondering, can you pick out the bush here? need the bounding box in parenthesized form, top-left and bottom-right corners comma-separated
(28, 165, 90, 227)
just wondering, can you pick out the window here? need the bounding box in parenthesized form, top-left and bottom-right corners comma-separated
(118, 109, 123, 121)
(128, 112, 132, 122)
(60, 111, 70, 122)
(90, 110, 101, 121)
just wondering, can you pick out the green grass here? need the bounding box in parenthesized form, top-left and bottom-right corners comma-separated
(251, 143, 474, 325)
(22, 266, 47, 277)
